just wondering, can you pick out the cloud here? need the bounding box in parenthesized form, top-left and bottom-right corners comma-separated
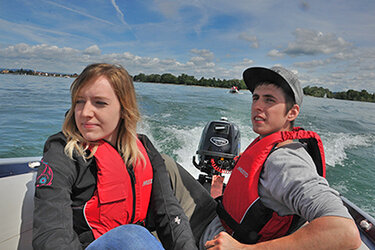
(190, 49, 214, 60)
(188, 49, 215, 68)
(292, 49, 354, 69)
(267, 49, 285, 58)
(1, 43, 79, 59)
(84, 45, 101, 55)
(0, 18, 79, 45)
(237, 58, 254, 67)
(111, 0, 130, 28)
(0, 43, 220, 78)
(284, 28, 352, 56)
(153, 0, 180, 19)
(293, 59, 330, 68)
(229, 58, 255, 78)
(43, 0, 113, 25)
(331, 51, 354, 61)
(293, 46, 375, 92)
(239, 33, 259, 48)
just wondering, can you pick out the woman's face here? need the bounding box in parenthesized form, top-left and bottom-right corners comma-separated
(74, 75, 121, 145)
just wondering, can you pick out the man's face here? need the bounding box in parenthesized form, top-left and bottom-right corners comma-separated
(251, 84, 294, 138)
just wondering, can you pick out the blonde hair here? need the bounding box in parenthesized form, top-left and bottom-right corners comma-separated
(62, 63, 143, 167)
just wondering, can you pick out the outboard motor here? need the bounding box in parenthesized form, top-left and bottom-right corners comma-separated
(193, 117, 240, 184)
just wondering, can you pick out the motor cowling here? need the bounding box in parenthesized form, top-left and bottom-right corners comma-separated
(193, 118, 240, 181)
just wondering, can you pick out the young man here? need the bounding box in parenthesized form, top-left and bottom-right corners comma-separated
(201, 66, 361, 249)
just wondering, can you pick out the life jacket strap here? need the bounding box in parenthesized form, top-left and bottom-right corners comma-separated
(216, 196, 259, 244)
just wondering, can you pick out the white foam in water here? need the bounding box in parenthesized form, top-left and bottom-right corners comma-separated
(138, 118, 202, 177)
(139, 116, 374, 177)
(137, 117, 156, 144)
(138, 117, 259, 180)
(165, 120, 258, 180)
(167, 125, 203, 178)
(322, 132, 373, 167)
(331, 182, 349, 194)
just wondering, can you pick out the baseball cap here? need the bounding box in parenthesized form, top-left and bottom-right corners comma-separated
(243, 66, 303, 107)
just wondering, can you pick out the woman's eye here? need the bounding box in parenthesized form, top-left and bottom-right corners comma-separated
(75, 99, 85, 104)
(96, 101, 107, 105)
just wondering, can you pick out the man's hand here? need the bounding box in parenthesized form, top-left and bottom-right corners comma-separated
(204, 217, 361, 250)
(205, 231, 248, 250)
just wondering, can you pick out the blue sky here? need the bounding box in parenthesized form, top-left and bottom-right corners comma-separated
(1, 0, 375, 92)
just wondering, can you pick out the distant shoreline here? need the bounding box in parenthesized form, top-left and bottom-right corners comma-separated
(0, 68, 78, 78)
(2, 70, 374, 103)
(303, 86, 375, 103)
(133, 73, 375, 104)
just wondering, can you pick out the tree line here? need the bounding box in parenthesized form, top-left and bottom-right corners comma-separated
(134, 73, 375, 103)
(133, 73, 246, 89)
(303, 86, 375, 103)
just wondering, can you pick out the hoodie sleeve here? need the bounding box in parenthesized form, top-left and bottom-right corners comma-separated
(33, 132, 83, 250)
(139, 134, 198, 250)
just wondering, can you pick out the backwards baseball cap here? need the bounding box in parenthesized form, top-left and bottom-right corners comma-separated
(243, 66, 303, 107)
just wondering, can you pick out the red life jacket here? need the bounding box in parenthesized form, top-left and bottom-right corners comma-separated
(218, 128, 326, 244)
(84, 138, 153, 239)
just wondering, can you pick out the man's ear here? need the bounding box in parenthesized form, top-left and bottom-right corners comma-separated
(287, 104, 300, 121)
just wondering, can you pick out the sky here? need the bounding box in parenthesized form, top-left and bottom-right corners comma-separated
(1, 0, 375, 92)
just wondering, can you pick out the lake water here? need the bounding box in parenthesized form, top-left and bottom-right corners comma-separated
(1, 74, 374, 217)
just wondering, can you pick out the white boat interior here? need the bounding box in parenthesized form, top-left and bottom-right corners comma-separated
(0, 157, 374, 249)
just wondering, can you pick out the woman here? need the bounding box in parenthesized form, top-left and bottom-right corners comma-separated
(32, 63, 197, 249)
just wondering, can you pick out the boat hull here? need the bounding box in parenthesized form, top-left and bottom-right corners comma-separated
(0, 157, 39, 250)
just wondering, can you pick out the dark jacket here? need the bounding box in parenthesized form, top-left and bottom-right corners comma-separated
(33, 132, 197, 250)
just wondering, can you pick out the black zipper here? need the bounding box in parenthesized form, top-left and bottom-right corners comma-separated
(127, 166, 136, 224)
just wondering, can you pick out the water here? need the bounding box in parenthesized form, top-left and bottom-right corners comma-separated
(1, 74, 375, 217)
